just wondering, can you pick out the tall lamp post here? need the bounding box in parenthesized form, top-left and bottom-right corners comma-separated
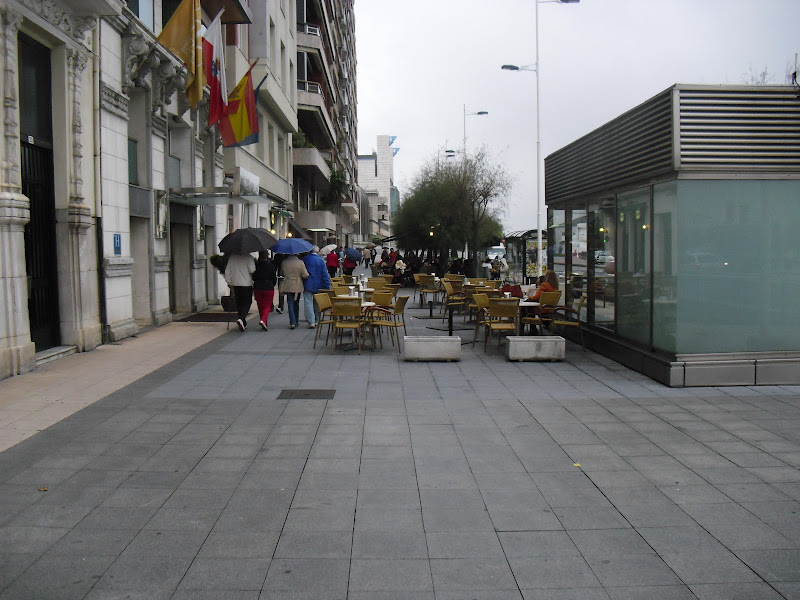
(463, 104, 488, 155)
(503, 0, 579, 278)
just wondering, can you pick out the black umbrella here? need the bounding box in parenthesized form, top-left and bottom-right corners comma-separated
(218, 228, 278, 255)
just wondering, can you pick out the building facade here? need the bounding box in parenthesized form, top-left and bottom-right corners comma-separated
(357, 134, 399, 238)
(545, 84, 800, 386)
(293, 0, 358, 246)
(0, 0, 306, 380)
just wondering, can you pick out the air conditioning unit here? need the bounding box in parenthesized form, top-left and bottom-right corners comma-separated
(306, 24, 321, 36)
(307, 82, 322, 94)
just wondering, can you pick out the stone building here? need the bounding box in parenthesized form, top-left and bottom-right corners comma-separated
(0, 0, 306, 380)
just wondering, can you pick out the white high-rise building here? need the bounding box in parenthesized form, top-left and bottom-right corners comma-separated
(358, 134, 399, 238)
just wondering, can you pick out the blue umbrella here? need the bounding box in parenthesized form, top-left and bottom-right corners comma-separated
(343, 247, 361, 262)
(270, 238, 314, 255)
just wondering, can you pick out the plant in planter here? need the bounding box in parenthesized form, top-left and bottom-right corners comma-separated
(316, 167, 347, 210)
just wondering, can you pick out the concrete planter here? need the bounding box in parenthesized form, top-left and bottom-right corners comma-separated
(507, 336, 565, 361)
(404, 336, 461, 362)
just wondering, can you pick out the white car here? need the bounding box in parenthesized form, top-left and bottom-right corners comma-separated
(594, 251, 614, 264)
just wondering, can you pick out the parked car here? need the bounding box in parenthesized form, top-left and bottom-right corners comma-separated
(594, 250, 614, 265)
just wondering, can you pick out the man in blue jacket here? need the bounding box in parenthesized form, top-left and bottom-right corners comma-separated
(302, 248, 331, 328)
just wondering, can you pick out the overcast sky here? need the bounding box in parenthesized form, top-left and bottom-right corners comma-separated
(355, 0, 799, 231)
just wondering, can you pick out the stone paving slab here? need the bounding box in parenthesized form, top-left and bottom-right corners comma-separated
(0, 288, 798, 598)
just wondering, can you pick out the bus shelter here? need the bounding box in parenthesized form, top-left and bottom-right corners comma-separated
(505, 230, 547, 285)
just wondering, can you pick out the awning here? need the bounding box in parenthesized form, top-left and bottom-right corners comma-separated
(166, 186, 270, 206)
(200, 0, 253, 23)
(287, 217, 312, 241)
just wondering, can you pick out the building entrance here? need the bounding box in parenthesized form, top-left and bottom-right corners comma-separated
(19, 33, 60, 351)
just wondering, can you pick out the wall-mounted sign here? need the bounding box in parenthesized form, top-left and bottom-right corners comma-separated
(113, 234, 122, 256)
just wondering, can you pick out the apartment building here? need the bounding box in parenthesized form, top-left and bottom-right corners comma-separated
(293, 0, 359, 246)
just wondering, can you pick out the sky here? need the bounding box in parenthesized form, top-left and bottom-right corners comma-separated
(354, 0, 800, 232)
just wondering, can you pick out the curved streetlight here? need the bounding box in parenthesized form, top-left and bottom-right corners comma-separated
(463, 105, 489, 154)
(502, 0, 580, 277)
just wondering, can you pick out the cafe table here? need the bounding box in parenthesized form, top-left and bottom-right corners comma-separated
(332, 298, 377, 351)
(518, 298, 540, 335)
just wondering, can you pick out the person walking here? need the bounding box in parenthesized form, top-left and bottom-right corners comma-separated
(342, 253, 357, 277)
(302, 249, 331, 329)
(252, 251, 278, 331)
(224, 253, 255, 331)
(325, 248, 340, 279)
(362, 246, 371, 268)
(280, 253, 309, 329)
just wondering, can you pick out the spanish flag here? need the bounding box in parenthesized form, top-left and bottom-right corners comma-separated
(219, 65, 265, 147)
(157, 0, 204, 108)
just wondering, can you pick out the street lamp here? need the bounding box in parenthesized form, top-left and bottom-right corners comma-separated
(503, 0, 580, 277)
(463, 104, 488, 155)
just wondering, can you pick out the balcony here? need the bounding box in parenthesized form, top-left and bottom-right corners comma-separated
(293, 147, 331, 192)
(340, 199, 359, 222)
(295, 209, 337, 234)
(297, 82, 336, 150)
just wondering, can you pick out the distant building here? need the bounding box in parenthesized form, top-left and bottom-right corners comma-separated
(545, 84, 800, 386)
(358, 134, 399, 238)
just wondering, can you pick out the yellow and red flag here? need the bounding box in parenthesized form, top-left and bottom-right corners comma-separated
(157, 0, 205, 108)
(219, 63, 266, 147)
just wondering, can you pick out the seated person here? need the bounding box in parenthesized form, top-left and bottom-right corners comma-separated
(527, 269, 559, 301)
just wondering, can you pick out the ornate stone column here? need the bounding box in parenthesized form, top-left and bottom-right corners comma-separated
(58, 46, 102, 350)
(0, 6, 35, 378)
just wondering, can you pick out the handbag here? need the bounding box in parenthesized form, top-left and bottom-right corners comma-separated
(501, 283, 523, 298)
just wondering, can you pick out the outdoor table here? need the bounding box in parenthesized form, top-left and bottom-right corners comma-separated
(333, 299, 377, 351)
(518, 299, 540, 335)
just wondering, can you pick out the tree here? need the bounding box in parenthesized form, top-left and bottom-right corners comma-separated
(391, 146, 512, 275)
(742, 65, 774, 85)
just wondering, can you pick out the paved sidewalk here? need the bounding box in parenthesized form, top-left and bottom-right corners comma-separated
(0, 288, 798, 599)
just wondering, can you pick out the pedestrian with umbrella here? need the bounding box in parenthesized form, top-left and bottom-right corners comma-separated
(325, 246, 341, 279)
(219, 228, 277, 331)
(270, 239, 311, 329)
(342, 247, 360, 276)
(252, 251, 278, 331)
(302, 246, 330, 329)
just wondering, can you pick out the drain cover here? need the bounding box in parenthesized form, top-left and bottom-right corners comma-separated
(277, 389, 336, 400)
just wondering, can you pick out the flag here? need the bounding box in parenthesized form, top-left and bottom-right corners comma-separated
(219, 65, 265, 147)
(157, 0, 204, 108)
(203, 10, 227, 126)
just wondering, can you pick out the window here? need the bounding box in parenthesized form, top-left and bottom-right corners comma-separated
(167, 155, 181, 189)
(567, 208, 587, 310)
(652, 182, 676, 352)
(280, 42, 287, 90)
(548, 209, 566, 286)
(589, 197, 616, 331)
(277, 135, 286, 176)
(128, 139, 139, 185)
(161, 0, 180, 29)
(128, 0, 154, 30)
(616, 188, 651, 346)
(268, 123, 275, 168)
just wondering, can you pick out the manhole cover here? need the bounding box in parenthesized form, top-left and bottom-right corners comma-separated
(277, 389, 336, 400)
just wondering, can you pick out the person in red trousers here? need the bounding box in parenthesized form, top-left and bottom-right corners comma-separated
(252, 251, 278, 331)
